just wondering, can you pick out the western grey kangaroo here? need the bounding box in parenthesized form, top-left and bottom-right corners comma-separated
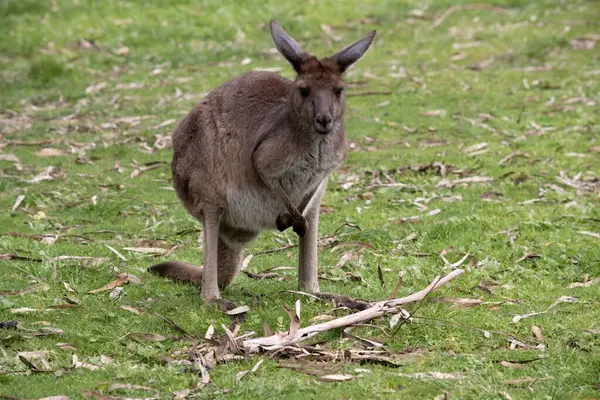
(148, 21, 376, 301)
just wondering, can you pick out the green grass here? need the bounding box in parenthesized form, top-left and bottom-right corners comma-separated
(1, 0, 599, 398)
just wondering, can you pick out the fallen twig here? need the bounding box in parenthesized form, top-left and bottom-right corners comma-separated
(413, 316, 539, 347)
(242, 269, 464, 352)
(346, 90, 392, 97)
(4, 139, 57, 146)
(253, 244, 298, 255)
(429, 4, 508, 30)
(153, 312, 191, 338)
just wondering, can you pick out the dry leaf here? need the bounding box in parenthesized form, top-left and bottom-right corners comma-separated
(512, 312, 546, 323)
(241, 254, 253, 271)
(578, 231, 600, 239)
(500, 361, 525, 370)
(548, 295, 577, 309)
(56, 342, 77, 351)
(153, 119, 176, 130)
(568, 276, 600, 288)
(123, 247, 167, 255)
(0, 153, 21, 163)
(205, 324, 215, 340)
(81, 391, 121, 400)
(389, 309, 412, 328)
(72, 354, 99, 371)
(251, 358, 264, 373)
(434, 297, 483, 309)
(531, 326, 544, 342)
(108, 383, 155, 392)
(28, 166, 58, 183)
(470, 55, 496, 70)
(173, 389, 190, 400)
(153, 134, 172, 149)
(39, 396, 70, 400)
(120, 305, 144, 315)
(36, 148, 65, 157)
(197, 364, 210, 386)
(109, 287, 124, 299)
(11, 307, 42, 314)
(334, 251, 355, 269)
(439, 249, 471, 269)
(516, 252, 541, 263)
(105, 245, 127, 261)
(399, 372, 466, 380)
(318, 374, 355, 382)
(12, 194, 25, 212)
(85, 82, 108, 95)
(100, 355, 114, 365)
(0, 283, 49, 296)
(236, 360, 263, 383)
(420, 110, 444, 117)
(17, 350, 51, 370)
(437, 176, 493, 188)
(88, 273, 141, 293)
(283, 300, 301, 337)
(244, 271, 281, 280)
(235, 370, 250, 382)
(50, 256, 108, 267)
(226, 305, 251, 316)
(463, 142, 488, 153)
(310, 314, 337, 322)
(502, 377, 553, 385)
(570, 38, 596, 50)
(343, 327, 384, 348)
(478, 280, 502, 293)
(127, 332, 167, 342)
(62, 282, 76, 293)
(18, 354, 49, 372)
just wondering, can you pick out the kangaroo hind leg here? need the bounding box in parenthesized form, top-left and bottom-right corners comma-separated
(217, 236, 244, 289)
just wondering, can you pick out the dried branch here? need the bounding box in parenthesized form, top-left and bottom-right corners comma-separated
(242, 269, 464, 352)
(429, 4, 508, 31)
(346, 90, 392, 97)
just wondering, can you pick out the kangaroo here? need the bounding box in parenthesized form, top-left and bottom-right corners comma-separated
(148, 21, 376, 301)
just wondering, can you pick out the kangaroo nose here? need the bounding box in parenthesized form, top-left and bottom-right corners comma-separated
(315, 113, 333, 133)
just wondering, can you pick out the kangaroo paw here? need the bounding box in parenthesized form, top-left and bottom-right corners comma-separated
(276, 212, 294, 231)
(293, 216, 308, 237)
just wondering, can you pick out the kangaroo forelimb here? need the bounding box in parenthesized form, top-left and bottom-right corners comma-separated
(270, 182, 307, 236)
(276, 183, 321, 234)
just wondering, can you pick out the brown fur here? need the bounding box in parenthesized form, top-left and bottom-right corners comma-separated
(148, 21, 376, 300)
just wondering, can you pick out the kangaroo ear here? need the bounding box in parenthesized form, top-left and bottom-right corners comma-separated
(270, 21, 306, 73)
(329, 30, 376, 73)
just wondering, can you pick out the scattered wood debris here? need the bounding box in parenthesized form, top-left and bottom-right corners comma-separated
(88, 273, 142, 293)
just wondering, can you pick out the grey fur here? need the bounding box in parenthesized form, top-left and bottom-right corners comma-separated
(148, 21, 376, 300)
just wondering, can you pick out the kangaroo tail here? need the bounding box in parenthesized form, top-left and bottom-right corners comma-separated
(148, 261, 202, 285)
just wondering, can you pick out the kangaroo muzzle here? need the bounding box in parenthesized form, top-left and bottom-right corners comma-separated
(314, 112, 333, 133)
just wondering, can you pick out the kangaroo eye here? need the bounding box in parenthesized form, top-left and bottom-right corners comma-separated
(334, 87, 344, 96)
(299, 87, 310, 97)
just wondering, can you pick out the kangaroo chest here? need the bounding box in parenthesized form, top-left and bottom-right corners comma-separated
(225, 140, 343, 231)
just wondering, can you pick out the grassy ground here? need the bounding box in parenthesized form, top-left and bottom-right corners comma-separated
(1, 0, 599, 398)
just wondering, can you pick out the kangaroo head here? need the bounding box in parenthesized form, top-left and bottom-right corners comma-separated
(270, 21, 376, 135)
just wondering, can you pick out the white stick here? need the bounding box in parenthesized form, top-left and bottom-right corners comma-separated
(243, 269, 464, 351)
